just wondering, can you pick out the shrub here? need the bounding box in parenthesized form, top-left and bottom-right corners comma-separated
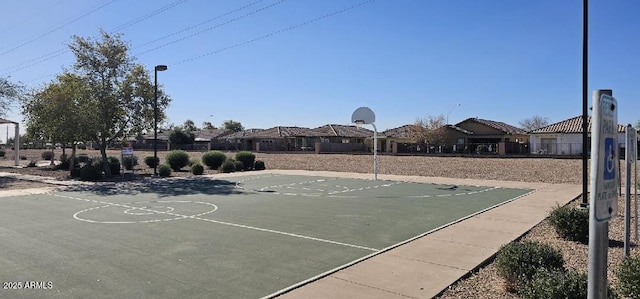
(520, 269, 587, 299)
(235, 151, 255, 170)
(254, 160, 266, 170)
(617, 255, 640, 298)
(79, 164, 102, 181)
(0, 149, 5, 158)
(495, 241, 564, 291)
(476, 144, 489, 154)
(191, 163, 204, 175)
(220, 160, 236, 173)
(201, 151, 227, 169)
(20, 155, 27, 160)
(77, 143, 87, 150)
(165, 150, 190, 171)
(56, 155, 79, 170)
(144, 156, 160, 168)
(27, 160, 37, 167)
(122, 155, 138, 170)
(234, 160, 244, 171)
(78, 154, 90, 164)
(93, 156, 121, 175)
(188, 158, 199, 167)
(158, 164, 172, 177)
(548, 204, 589, 243)
(41, 151, 54, 160)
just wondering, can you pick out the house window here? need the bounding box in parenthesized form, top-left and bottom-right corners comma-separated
(457, 138, 464, 144)
(342, 139, 350, 143)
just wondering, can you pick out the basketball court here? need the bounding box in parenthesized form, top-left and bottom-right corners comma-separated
(0, 171, 534, 298)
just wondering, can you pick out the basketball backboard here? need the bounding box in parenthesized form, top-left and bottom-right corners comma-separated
(351, 107, 375, 124)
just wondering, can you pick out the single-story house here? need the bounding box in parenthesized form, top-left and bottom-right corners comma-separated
(311, 124, 372, 153)
(529, 115, 638, 155)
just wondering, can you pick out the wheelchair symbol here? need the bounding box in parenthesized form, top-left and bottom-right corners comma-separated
(603, 138, 615, 180)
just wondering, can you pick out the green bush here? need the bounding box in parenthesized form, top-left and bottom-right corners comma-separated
(94, 156, 120, 175)
(158, 164, 172, 177)
(0, 149, 5, 157)
(165, 150, 190, 171)
(234, 160, 244, 171)
(617, 255, 640, 298)
(220, 160, 236, 173)
(56, 155, 79, 170)
(77, 143, 87, 150)
(201, 151, 227, 169)
(144, 156, 160, 168)
(78, 154, 90, 164)
(79, 164, 103, 181)
(520, 269, 587, 299)
(27, 160, 37, 167)
(122, 155, 138, 170)
(548, 204, 589, 243)
(20, 155, 27, 160)
(495, 241, 564, 292)
(191, 163, 204, 175)
(41, 151, 54, 160)
(188, 158, 199, 167)
(235, 151, 255, 170)
(254, 160, 266, 170)
(476, 144, 489, 154)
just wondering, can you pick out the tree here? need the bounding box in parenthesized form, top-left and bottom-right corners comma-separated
(410, 114, 447, 145)
(0, 77, 24, 117)
(22, 73, 93, 171)
(519, 116, 550, 132)
(635, 120, 640, 129)
(169, 127, 195, 146)
(202, 121, 216, 130)
(67, 30, 170, 177)
(182, 119, 198, 133)
(223, 120, 244, 132)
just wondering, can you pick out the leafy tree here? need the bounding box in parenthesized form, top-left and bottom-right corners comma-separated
(67, 30, 170, 177)
(223, 120, 244, 132)
(22, 73, 92, 171)
(410, 114, 447, 145)
(182, 119, 198, 132)
(519, 116, 550, 132)
(202, 121, 216, 130)
(0, 77, 23, 117)
(635, 120, 640, 129)
(169, 127, 195, 145)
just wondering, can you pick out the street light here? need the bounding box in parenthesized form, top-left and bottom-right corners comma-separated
(446, 103, 461, 124)
(153, 64, 168, 176)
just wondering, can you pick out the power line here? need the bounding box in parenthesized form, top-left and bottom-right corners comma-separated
(133, 0, 267, 50)
(0, 0, 66, 36)
(173, 0, 377, 66)
(1, 0, 187, 76)
(0, 0, 118, 57)
(134, 0, 287, 56)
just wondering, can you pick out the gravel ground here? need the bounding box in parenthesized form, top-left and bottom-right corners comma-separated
(1, 149, 639, 297)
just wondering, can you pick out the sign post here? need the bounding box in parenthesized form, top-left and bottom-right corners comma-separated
(121, 146, 135, 178)
(587, 90, 617, 299)
(625, 125, 637, 253)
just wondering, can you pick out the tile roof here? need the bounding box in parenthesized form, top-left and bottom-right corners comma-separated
(252, 126, 314, 138)
(458, 118, 527, 135)
(193, 129, 232, 140)
(444, 124, 474, 135)
(312, 124, 373, 138)
(0, 118, 18, 124)
(221, 129, 265, 139)
(382, 125, 413, 138)
(531, 116, 628, 134)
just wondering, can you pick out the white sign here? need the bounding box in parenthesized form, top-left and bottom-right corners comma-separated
(121, 147, 134, 155)
(590, 94, 619, 222)
(627, 126, 637, 163)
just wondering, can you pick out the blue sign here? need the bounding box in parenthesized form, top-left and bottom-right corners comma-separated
(604, 137, 615, 180)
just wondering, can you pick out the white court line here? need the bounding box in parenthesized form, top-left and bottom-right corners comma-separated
(50, 193, 378, 252)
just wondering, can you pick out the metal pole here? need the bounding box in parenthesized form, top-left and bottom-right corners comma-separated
(581, 0, 589, 208)
(624, 124, 632, 257)
(153, 68, 158, 176)
(587, 89, 612, 299)
(635, 156, 638, 242)
(14, 124, 19, 166)
(372, 123, 378, 180)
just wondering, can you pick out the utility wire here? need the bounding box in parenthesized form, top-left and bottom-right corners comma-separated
(134, 0, 287, 56)
(172, 0, 377, 66)
(0, 0, 66, 36)
(1, 0, 187, 76)
(133, 0, 267, 50)
(0, 0, 118, 57)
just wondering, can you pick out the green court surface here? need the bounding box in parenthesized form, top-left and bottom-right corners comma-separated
(0, 174, 531, 298)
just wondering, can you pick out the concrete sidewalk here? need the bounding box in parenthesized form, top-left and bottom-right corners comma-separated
(268, 171, 582, 299)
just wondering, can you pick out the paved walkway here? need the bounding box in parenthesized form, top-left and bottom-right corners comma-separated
(0, 170, 582, 299)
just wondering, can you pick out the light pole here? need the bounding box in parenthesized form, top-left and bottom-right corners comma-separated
(153, 64, 168, 176)
(446, 103, 461, 124)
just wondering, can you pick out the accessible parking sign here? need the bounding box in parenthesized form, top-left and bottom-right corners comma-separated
(590, 94, 619, 222)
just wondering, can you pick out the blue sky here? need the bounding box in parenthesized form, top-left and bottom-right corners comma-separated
(1, 0, 638, 142)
